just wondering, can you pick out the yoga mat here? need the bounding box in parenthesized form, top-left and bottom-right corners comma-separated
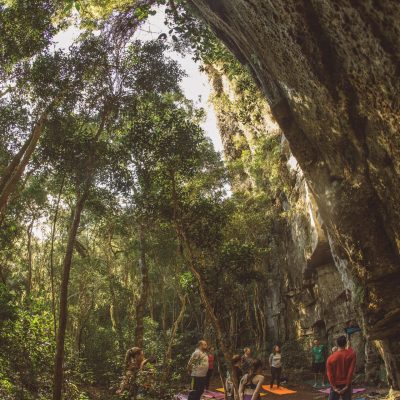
(318, 388, 366, 394)
(216, 388, 267, 397)
(203, 390, 225, 399)
(263, 386, 297, 395)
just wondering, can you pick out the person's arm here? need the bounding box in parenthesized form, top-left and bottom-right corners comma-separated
(326, 358, 337, 391)
(269, 354, 273, 367)
(345, 351, 357, 386)
(238, 375, 246, 400)
(251, 375, 264, 400)
(187, 352, 196, 374)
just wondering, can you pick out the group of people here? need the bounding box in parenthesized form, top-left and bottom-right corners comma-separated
(187, 335, 356, 400)
(313, 336, 357, 400)
(186, 341, 283, 400)
(116, 335, 356, 400)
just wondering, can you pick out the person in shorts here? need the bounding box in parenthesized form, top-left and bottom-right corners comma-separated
(311, 339, 326, 387)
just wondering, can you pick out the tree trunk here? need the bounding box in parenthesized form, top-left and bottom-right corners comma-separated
(49, 175, 65, 337)
(216, 349, 229, 400)
(134, 224, 149, 348)
(0, 110, 49, 215)
(26, 220, 34, 297)
(169, 170, 237, 397)
(52, 185, 89, 400)
(164, 294, 187, 379)
(108, 269, 125, 354)
(180, 232, 236, 396)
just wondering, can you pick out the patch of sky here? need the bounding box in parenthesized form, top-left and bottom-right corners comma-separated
(52, 6, 223, 153)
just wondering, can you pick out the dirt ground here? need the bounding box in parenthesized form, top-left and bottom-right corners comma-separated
(206, 369, 393, 400)
(84, 369, 395, 400)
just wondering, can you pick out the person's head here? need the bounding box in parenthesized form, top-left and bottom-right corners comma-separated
(198, 340, 208, 351)
(336, 335, 347, 349)
(331, 346, 338, 353)
(246, 358, 263, 383)
(244, 347, 251, 356)
(273, 345, 281, 354)
(232, 354, 241, 366)
(209, 346, 215, 354)
(313, 339, 319, 346)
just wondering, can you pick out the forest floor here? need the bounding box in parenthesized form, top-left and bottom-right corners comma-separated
(83, 369, 393, 400)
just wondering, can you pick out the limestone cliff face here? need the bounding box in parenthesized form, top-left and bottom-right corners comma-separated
(190, 0, 400, 389)
(207, 64, 381, 379)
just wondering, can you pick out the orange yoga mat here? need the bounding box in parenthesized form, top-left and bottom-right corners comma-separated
(262, 385, 296, 395)
(216, 388, 267, 396)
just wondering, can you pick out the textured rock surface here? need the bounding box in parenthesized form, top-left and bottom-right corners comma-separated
(207, 64, 368, 372)
(190, 0, 400, 388)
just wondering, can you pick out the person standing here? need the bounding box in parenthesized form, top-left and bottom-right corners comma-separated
(241, 347, 253, 375)
(187, 340, 209, 400)
(312, 339, 326, 387)
(269, 345, 282, 389)
(205, 347, 215, 390)
(326, 335, 356, 400)
(239, 358, 264, 400)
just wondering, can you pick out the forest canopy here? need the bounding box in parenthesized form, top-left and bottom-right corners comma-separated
(0, 1, 281, 400)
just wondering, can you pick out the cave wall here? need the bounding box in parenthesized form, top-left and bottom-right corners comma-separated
(206, 63, 381, 377)
(189, 0, 400, 389)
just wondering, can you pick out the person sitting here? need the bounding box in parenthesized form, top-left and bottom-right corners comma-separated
(239, 358, 264, 400)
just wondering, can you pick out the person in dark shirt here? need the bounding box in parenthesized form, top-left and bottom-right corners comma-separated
(241, 347, 253, 374)
(326, 336, 356, 400)
(239, 359, 264, 400)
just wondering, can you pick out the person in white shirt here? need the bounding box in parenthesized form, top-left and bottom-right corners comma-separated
(187, 340, 209, 400)
(269, 345, 282, 389)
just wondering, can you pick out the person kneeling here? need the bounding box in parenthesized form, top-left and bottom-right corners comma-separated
(239, 359, 264, 400)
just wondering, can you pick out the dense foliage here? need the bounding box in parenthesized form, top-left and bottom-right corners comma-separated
(0, 2, 292, 399)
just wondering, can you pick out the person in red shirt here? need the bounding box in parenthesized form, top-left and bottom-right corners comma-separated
(326, 335, 356, 400)
(205, 347, 215, 390)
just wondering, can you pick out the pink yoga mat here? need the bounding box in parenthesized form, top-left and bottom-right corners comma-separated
(203, 390, 225, 399)
(319, 388, 366, 394)
(176, 390, 224, 400)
